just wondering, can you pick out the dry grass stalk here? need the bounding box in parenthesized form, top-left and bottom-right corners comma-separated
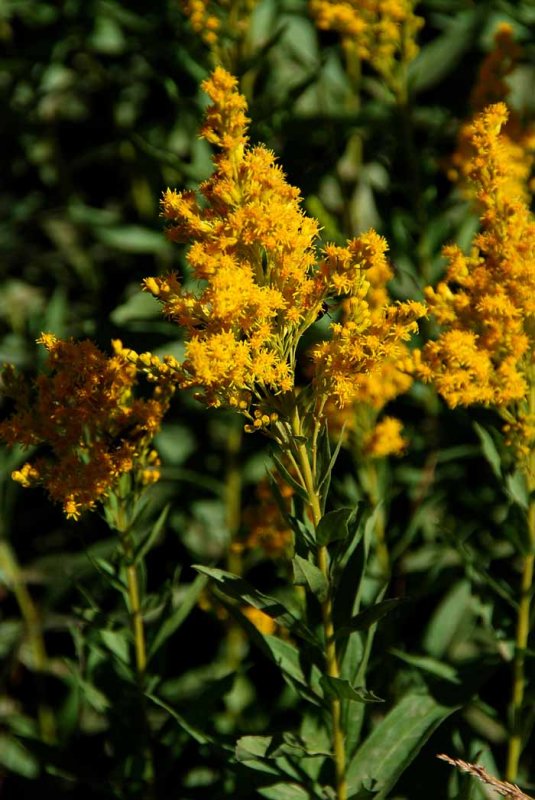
(437, 754, 534, 800)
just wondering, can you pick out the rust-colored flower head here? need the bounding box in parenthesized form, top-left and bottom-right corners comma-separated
(0, 335, 174, 520)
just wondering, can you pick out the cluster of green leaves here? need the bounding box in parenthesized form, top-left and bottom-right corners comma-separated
(1, 0, 534, 798)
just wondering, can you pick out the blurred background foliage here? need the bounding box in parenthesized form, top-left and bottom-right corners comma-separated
(0, 0, 534, 797)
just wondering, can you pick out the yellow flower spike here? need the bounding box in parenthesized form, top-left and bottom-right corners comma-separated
(0, 337, 175, 520)
(420, 103, 535, 460)
(309, 0, 423, 91)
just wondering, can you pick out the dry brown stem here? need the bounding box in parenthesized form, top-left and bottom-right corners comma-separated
(437, 754, 534, 800)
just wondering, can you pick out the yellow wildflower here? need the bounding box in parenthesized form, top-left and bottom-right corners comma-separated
(181, 0, 258, 55)
(309, 0, 423, 91)
(450, 24, 535, 202)
(139, 67, 424, 435)
(313, 231, 425, 408)
(419, 103, 535, 465)
(363, 416, 407, 458)
(0, 335, 174, 520)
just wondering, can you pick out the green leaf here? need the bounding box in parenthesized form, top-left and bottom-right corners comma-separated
(320, 676, 383, 704)
(409, 9, 480, 93)
(258, 784, 312, 800)
(316, 507, 353, 546)
(346, 690, 458, 798)
(95, 225, 171, 254)
(334, 598, 404, 640)
(110, 290, 160, 324)
(193, 566, 319, 647)
(236, 734, 308, 762)
(506, 470, 529, 510)
(133, 504, 170, 565)
(149, 572, 209, 661)
(390, 650, 461, 684)
(100, 629, 130, 664)
(422, 580, 472, 659)
(261, 635, 324, 706)
(271, 452, 309, 502)
(0, 735, 39, 778)
(292, 555, 328, 602)
(333, 508, 371, 630)
(317, 425, 346, 505)
(146, 693, 222, 747)
(473, 423, 502, 481)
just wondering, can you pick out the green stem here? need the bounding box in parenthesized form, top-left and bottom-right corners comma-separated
(506, 492, 535, 781)
(115, 504, 156, 794)
(506, 377, 535, 782)
(0, 540, 56, 743)
(225, 418, 246, 669)
(362, 460, 389, 579)
(291, 407, 347, 800)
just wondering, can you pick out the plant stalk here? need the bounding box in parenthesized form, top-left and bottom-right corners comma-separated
(506, 493, 535, 781)
(291, 407, 348, 800)
(0, 540, 56, 743)
(506, 376, 535, 782)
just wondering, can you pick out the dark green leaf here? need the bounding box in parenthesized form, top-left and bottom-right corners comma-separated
(347, 690, 459, 798)
(409, 10, 480, 92)
(506, 470, 529, 510)
(334, 598, 404, 640)
(473, 423, 502, 481)
(193, 566, 318, 647)
(133, 504, 169, 565)
(258, 784, 312, 800)
(0, 735, 39, 778)
(271, 452, 309, 502)
(149, 572, 208, 661)
(316, 507, 353, 546)
(320, 676, 383, 704)
(292, 555, 328, 602)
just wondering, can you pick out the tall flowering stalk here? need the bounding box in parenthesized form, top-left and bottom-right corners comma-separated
(417, 102, 535, 782)
(125, 66, 426, 799)
(0, 334, 175, 789)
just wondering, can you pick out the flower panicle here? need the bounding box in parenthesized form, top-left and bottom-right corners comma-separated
(309, 0, 424, 90)
(419, 102, 535, 464)
(0, 335, 174, 520)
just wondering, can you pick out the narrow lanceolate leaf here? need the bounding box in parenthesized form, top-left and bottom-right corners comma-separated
(346, 690, 459, 799)
(320, 676, 383, 704)
(316, 507, 353, 546)
(236, 733, 316, 762)
(148, 571, 208, 661)
(292, 555, 328, 602)
(133, 503, 170, 564)
(192, 566, 319, 647)
(334, 598, 405, 640)
(473, 423, 502, 481)
(317, 422, 346, 499)
(271, 452, 309, 502)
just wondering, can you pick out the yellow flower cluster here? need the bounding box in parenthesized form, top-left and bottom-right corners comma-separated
(450, 24, 535, 203)
(182, 0, 220, 46)
(181, 0, 258, 50)
(417, 103, 535, 460)
(0, 334, 173, 520)
(139, 67, 424, 432)
(309, 0, 423, 89)
(322, 248, 415, 457)
(313, 230, 425, 409)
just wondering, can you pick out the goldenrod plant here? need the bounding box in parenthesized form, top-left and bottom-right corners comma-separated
(1, 2, 534, 798)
